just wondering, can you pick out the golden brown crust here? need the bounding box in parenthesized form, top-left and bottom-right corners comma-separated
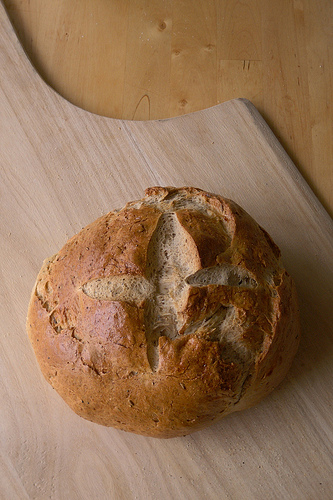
(27, 186, 300, 438)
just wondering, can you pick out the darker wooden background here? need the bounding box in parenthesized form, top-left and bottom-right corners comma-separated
(3, 0, 332, 216)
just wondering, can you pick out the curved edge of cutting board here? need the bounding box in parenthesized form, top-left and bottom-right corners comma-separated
(0, 0, 331, 232)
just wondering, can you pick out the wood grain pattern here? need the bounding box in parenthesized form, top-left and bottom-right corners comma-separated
(2, 0, 333, 216)
(1, 4, 333, 499)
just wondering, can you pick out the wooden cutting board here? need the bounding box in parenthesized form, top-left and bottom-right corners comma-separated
(1, 5, 332, 499)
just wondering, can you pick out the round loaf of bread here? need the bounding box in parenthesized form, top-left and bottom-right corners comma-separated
(27, 186, 300, 438)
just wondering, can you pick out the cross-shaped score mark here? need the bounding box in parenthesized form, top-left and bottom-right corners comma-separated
(82, 212, 257, 371)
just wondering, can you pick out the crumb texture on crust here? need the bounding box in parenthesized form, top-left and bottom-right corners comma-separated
(27, 186, 300, 438)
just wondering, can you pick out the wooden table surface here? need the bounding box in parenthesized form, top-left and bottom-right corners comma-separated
(3, 0, 333, 218)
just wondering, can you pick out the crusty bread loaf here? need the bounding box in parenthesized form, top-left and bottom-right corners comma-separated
(27, 186, 300, 438)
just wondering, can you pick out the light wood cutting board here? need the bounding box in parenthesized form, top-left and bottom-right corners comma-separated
(1, 5, 332, 500)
